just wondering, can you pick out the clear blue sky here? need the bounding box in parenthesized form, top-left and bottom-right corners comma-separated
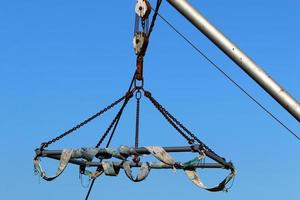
(1, 0, 299, 199)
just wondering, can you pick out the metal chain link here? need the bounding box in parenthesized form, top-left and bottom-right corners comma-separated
(144, 90, 194, 144)
(160, 104, 203, 144)
(144, 90, 223, 158)
(141, 19, 146, 32)
(85, 89, 135, 200)
(95, 91, 134, 148)
(158, 99, 220, 156)
(40, 95, 127, 150)
(135, 89, 142, 148)
(40, 71, 137, 150)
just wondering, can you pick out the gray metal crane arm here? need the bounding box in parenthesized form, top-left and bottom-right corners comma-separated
(167, 0, 300, 122)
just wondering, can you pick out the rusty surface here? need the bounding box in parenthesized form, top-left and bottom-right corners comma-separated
(142, 0, 151, 20)
(136, 56, 144, 80)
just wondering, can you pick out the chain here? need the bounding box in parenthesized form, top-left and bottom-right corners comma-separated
(141, 19, 146, 32)
(144, 90, 223, 158)
(135, 89, 142, 148)
(144, 90, 194, 144)
(39, 70, 137, 151)
(140, 0, 162, 56)
(94, 91, 134, 148)
(84, 90, 134, 200)
(160, 105, 203, 144)
(39, 95, 127, 150)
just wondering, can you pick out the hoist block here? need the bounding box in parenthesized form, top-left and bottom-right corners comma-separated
(135, 0, 151, 19)
(133, 32, 148, 55)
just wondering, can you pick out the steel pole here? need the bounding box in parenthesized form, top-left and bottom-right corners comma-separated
(35, 145, 233, 170)
(48, 155, 224, 169)
(167, 0, 300, 122)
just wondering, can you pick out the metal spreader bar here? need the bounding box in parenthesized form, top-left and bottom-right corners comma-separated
(47, 155, 224, 169)
(35, 144, 234, 170)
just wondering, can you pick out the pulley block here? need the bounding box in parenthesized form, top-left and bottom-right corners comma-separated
(135, 0, 151, 20)
(133, 32, 148, 55)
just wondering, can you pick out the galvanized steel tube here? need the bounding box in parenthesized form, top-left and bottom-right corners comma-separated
(167, 0, 300, 122)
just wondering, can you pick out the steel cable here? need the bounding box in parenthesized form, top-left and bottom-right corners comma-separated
(84, 72, 136, 200)
(155, 11, 300, 142)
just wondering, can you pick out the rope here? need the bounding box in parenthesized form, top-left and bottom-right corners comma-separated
(147, 0, 162, 39)
(141, 0, 162, 56)
(84, 72, 136, 200)
(85, 97, 131, 200)
(94, 92, 133, 148)
(155, 11, 300, 142)
(85, 1, 164, 196)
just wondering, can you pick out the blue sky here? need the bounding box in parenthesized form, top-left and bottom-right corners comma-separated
(1, 0, 299, 199)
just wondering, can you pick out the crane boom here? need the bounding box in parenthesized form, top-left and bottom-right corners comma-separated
(167, 0, 300, 122)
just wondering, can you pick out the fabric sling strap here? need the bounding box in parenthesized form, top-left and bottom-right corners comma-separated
(184, 162, 236, 192)
(33, 146, 235, 191)
(146, 146, 236, 192)
(102, 162, 121, 176)
(123, 161, 151, 182)
(34, 149, 73, 181)
(145, 146, 176, 165)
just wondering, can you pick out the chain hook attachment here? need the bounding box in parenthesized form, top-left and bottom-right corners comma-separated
(135, 88, 142, 100)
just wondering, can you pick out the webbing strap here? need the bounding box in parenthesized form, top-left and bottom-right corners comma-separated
(34, 149, 73, 181)
(103, 146, 131, 160)
(146, 146, 236, 192)
(185, 169, 236, 192)
(72, 148, 99, 161)
(123, 161, 151, 182)
(34, 146, 236, 191)
(145, 146, 176, 165)
(102, 162, 121, 176)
